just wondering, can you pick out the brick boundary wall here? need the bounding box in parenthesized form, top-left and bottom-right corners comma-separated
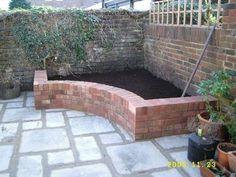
(0, 11, 148, 90)
(34, 70, 216, 140)
(144, 1, 236, 96)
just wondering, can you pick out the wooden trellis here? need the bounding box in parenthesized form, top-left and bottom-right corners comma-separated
(149, 0, 225, 26)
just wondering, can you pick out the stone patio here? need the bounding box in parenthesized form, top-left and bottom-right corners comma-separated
(0, 92, 201, 177)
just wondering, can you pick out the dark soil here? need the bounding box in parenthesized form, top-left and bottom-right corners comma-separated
(220, 144, 236, 152)
(49, 69, 187, 100)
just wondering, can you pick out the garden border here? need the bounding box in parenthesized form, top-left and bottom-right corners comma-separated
(34, 70, 215, 140)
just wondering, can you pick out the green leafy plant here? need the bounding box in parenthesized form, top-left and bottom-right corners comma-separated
(10, 7, 101, 70)
(226, 98, 236, 143)
(9, 0, 31, 10)
(9, 7, 117, 73)
(0, 68, 20, 88)
(198, 70, 232, 122)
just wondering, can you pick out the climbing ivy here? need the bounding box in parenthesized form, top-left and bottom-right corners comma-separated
(11, 7, 100, 69)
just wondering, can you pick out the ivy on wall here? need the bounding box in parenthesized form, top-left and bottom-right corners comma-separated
(11, 7, 101, 69)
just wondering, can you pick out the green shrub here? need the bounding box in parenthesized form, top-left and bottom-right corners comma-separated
(9, 0, 31, 10)
(10, 7, 101, 69)
(197, 70, 232, 121)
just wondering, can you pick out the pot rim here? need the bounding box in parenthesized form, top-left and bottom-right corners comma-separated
(217, 143, 236, 154)
(228, 150, 236, 156)
(198, 111, 224, 125)
(0, 83, 20, 89)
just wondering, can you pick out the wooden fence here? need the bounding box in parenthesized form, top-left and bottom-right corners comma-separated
(149, 0, 228, 26)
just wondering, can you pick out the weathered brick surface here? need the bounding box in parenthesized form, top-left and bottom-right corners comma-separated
(0, 10, 148, 90)
(34, 70, 215, 140)
(144, 3, 236, 95)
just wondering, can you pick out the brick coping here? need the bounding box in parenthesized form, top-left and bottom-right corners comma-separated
(34, 70, 214, 140)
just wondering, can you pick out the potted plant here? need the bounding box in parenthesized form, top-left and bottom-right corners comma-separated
(217, 88, 236, 169)
(217, 142, 236, 169)
(197, 70, 232, 141)
(0, 68, 21, 100)
(216, 98, 236, 169)
(228, 151, 236, 173)
(200, 159, 232, 177)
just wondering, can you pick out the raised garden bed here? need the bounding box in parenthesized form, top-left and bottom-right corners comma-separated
(49, 69, 184, 100)
(34, 70, 216, 140)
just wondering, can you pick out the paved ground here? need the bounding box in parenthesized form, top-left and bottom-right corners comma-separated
(0, 92, 201, 177)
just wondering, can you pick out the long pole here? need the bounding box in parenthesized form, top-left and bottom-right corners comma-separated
(181, 24, 217, 97)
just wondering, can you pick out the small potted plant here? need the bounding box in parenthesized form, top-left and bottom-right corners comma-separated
(200, 159, 232, 177)
(227, 99, 236, 172)
(217, 98, 236, 169)
(197, 70, 232, 141)
(0, 67, 21, 100)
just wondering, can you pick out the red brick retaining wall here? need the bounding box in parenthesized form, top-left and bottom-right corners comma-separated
(144, 2, 236, 95)
(34, 70, 215, 140)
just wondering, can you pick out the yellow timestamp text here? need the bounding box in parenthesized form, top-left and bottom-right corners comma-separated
(167, 160, 216, 168)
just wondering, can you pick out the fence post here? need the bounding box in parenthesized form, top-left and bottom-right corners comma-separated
(198, 0, 202, 26)
(177, 0, 180, 25)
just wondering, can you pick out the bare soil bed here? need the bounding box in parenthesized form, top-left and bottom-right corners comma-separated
(49, 69, 185, 100)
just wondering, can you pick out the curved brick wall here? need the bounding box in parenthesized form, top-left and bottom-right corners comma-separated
(34, 70, 215, 140)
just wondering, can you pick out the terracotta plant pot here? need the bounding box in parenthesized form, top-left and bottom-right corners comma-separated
(217, 143, 236, 169)
(228, 151, 236, 172)
(198, 111, 228, 141)
(200, 159, 232, 177)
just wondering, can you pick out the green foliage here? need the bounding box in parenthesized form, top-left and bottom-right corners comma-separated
(0, 68, 20, 88)
(226, 98, 236, 143)
(9, 0, 31, 10)
(198, 70, 232, 121)
(11, 7, 101, 69)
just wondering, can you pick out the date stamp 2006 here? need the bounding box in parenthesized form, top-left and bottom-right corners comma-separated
(167, 161, 216, 168)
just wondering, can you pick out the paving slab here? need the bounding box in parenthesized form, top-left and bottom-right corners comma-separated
(0, 123, 18, 142)
(25, 97, 35, 107)
(22, 121, 42, 130)
(151, 169, 183, 177)
(106, 141, 169, 174)
(66, 110, 86, 117)
(20, 128, 70, 153)
(170, 151, 201, 177)
(75, 136, 102, 161)
(99, 133, 123, 145)
(0, 145, 14, 172)
(17, 155, 43, 177)
(48, 150, 74, 165)
(6, 102, 23, 108)
(46, 112, 65, 127)
(2, 108, 41, 122)
(69, 116, 115, 135)
(51, 163, 112, 177)
(155, 134, 189, 149)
